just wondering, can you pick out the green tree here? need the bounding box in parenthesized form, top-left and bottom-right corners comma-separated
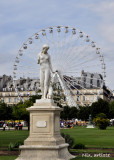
(12, 95, 41, 130)
(0, 101, 12, 121)
(60, 106, 70, 120)
(29, 95, 41, 103)
(91, 98, 109, 118)
(69, 107, 78, 119)
(12, 101, 32, 130)
(60, 106, 78, 120)
(109, 101, 114, 119)
(77, 106, 91, 121)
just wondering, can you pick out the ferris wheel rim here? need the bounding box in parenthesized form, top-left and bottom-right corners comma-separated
(13, 25, 106, 78)
(13, 25, 106, 106)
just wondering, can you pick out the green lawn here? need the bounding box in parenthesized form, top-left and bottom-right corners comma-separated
(61, 126, 114, 148)
(0, 156, 17, 160)
(0, 130, 29, 149)
(0, 156, 114, 160)
(71, 158, 114, 160)
(0, 127, 114, 149)
(0, 127, 114, 160)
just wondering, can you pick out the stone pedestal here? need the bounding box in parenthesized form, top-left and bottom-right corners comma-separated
(16, 99, 75, 160)
(86, 125, 94, 128)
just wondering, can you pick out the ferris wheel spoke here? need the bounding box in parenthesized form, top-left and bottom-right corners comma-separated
(64, 79, 84, 106)
(63, 38, 89, 67)
(22, 45, 38, 62)
(63, 76, 98, 97)
(55, 32, 61, 64)
(60, 36, 80, 65)
(64, 44, 90, 67)
(56, 28, 77, 68)
(63, 76, 95, 105)
(76, 77, 102, 89)
(59, 31, 74, 57)
(64, 70, 104, 82)
(66, 62, 101, 74)
(63, 64, 102, 76)
(18, 65, 40, 69)
(69, 45, 93, 64)
(69, 55, 100, 70)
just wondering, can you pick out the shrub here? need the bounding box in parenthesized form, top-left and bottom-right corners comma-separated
(8, 140, 24, 151)
(8, 143, 15, 151)
(73, 143, 86, 149)
(14, 140, 24, 148)
(93, 113, 109, 130)
(61, 133, 74, 149)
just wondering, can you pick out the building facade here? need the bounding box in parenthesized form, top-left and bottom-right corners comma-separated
(0, 72, 113, 106)
(0, 75, 40, 105)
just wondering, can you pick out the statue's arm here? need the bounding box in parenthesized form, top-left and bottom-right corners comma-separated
(49, 55, 53, 73)
(37, 54, 40, 64)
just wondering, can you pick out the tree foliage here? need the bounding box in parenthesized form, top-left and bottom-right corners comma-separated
(91, 99, 109, 118)
(109, 101, 114, 119)
(12, 95, 41, 121)
(0, 101, 12, 121)
(60, 106, 78, 120)
(77, 106, 91, 121)
(93, 113, 109, 130)
(60, 106, 70, 120)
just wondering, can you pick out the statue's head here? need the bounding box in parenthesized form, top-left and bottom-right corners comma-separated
(42, 44, 49, 50)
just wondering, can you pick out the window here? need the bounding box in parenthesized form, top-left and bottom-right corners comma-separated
(76, 90, 79, 95)
(90, 79, 93, 84)
(8, 98, 11, 103)
(84, 77, 86, 82)
(20, 92, 24, 96)
(2, 98, 5, 102)
(77, 96, 80, 101)
(14, 98, 18, 103)
(97, 80, 100, 87)
(89, 96, 93, 101)
(2, 93, 5, 96)
(15, 93, 18, 96)
(83, 96, 85, 101)
(32, 91, 35, 95)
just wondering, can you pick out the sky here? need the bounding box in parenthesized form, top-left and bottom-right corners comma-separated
(0, 0, 114, 90)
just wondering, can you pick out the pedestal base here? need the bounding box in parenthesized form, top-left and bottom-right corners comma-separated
(86, 125, 94, 128)
(16, 144, 74, 160)
(16, 99, 75, 160)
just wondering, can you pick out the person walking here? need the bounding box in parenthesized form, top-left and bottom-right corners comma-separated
(3, 123, 6, 131)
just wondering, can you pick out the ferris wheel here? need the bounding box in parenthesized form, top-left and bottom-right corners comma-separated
(13, 25, 106, 107)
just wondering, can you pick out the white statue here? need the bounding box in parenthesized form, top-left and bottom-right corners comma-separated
(37, 44, 53, 99)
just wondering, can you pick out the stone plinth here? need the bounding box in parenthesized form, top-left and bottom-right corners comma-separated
(16, 99, 75, 160)
(86, 125, 94, 128)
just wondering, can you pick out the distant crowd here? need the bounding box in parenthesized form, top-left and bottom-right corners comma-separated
(60, 119, 87, 128)
(2, 122, 23, 131)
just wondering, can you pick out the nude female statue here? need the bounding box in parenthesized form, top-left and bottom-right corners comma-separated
(37, 44, 53, 99)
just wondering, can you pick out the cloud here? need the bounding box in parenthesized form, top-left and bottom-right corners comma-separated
(0, 0, 114, 89)
(79, 1, 114, 44)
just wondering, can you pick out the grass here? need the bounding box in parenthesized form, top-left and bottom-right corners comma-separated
(0, 130, 29, 150)
(70, 149, 114, 153)
(71, 158, 114, 160)
(0, 156, 114, 160)
(61, 126, 114, 148)
(0, 156, 17, 160)
(0, 127, 114, 150)
(0, 127, 114, 159)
